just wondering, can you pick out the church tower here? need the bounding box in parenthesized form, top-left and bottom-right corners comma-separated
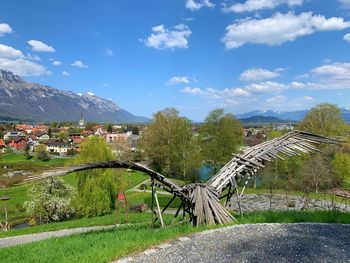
(79, 111, 85, 128)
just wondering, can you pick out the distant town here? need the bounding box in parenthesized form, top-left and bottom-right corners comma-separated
(0, 112, 295, 158)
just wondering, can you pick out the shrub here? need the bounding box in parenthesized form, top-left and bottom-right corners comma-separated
(24, 177, 76, 223)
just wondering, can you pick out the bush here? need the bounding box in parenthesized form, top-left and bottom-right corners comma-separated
(24, 177, 76, 223)
(37, 150, 51, 161)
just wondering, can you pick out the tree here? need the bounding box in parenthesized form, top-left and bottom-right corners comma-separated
(139, 108, 200, 180)
(58, 131, 68, 142)
(132, 126, 139, 135)
(298, 103, 346, 136)
(35, 144, 50, 161)
(106, 124, 113, 133)
(298, 154, 332, 193)
(48, 127, 52, 138)
(332, 152, 350, 187)
(199, 109, 243, 165)
(24, 144, 32, 159)
(73, 136, 120, 217)
(24, 177, 76, 223)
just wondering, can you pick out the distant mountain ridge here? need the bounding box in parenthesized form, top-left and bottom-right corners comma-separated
(238, 116, 293, 124)
(0, 70, 150, 123)
(237, 108, 350, 122)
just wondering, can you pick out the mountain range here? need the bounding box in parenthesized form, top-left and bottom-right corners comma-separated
(0, 70, 149, 123)
(237, 108, 350, 123)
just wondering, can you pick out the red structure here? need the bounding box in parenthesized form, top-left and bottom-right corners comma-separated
(9, 137, 27, 151)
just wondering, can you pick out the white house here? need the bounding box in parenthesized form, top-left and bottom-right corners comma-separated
(45, 141, 69, 156)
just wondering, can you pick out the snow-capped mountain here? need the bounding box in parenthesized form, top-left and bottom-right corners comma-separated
(0, 70, 149, 123)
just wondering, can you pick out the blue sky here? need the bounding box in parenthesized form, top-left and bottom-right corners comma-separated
(1, 0, 350, 121)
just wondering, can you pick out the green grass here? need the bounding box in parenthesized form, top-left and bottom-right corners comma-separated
(0, 212, 164, 238)
(0, 223, 211, 263)
(0, 170, 149, 222)
(0, 210, 349, 263)
(0, 153, 68, 166)
(235, 210, 350, 224)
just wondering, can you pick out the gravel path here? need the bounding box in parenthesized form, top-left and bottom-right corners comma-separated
(116, 223, 350, 263)
(228, 194, 350, 213)
(0, 225, 116, 248)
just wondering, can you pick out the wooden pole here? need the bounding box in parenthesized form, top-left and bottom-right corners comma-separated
(154, 189, 164, 227)
(151, 178, 154, 228)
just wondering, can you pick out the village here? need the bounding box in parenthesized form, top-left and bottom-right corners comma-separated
(0, 114, 143, 158)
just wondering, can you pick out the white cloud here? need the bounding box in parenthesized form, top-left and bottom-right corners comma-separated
(0, 44, 24, 58)
(27, 40, 55, 52)
(104, 48, 114, 56)
(62, 71, 70, 76)
(309, 62, 350, 87)
(245, 81, 287, 94)
(143, 24, 192, 50)
(223, 0, 303, 13)
(71, 60, 88, 68)
(303, 96, 314, 100)
(0, 58, 50, 76)
(181, 87, 203, 95)
(26, 53, 41, 61)
(240, 68, 281, 82)
(52, 60, 62, 66)
(223, 12, 350, 49)
(186, 0, 214, 11)
(0, 23, 12, 37)
(167, 76, 191, 85)
(344, 33, 350, 42)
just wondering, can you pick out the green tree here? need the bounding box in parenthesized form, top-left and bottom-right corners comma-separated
(24, 177, 76, 223)
(58, 131, 68, 142)
(140, 108, 199, 180)
(48, 127, 52, 138)
(24, 144, 32, 159)
(332, 152, 350, 188)
(106, 124, 113, 133)
(199, 109, 243, 165)
(35, 144, 50, 161)
(73, 136, 119, 217)
(132, 126, 139, 135)
(298, 103, 346, 136)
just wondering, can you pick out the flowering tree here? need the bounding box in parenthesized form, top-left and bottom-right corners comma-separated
(24, 177, 76, 223)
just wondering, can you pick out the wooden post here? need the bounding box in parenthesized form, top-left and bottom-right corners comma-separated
(154, 189, 164, 227)
(231, 177, 243, 217)
(151, 178, 154, 228)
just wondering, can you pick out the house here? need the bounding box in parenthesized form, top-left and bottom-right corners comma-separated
(94, 125, 107, 136)
(16, 124, 33, 134)
(9, 137, 27, 151)
(45, 141, 69, 156)
(32, 124, 49, 134)
(26, 135, 38, 151)
(4, 131, 25, 141)
(0, 139, 6, 153)
(70, 136, 86, 153)
(105, 133, 128, 143)
(35, 132, 50, 141)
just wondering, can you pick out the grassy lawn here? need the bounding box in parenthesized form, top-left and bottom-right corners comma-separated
(0, 170, 149, 222)
(0, 212, 166, 238)
(0, 153, 69, 166)
(0, 210, 349, 263)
